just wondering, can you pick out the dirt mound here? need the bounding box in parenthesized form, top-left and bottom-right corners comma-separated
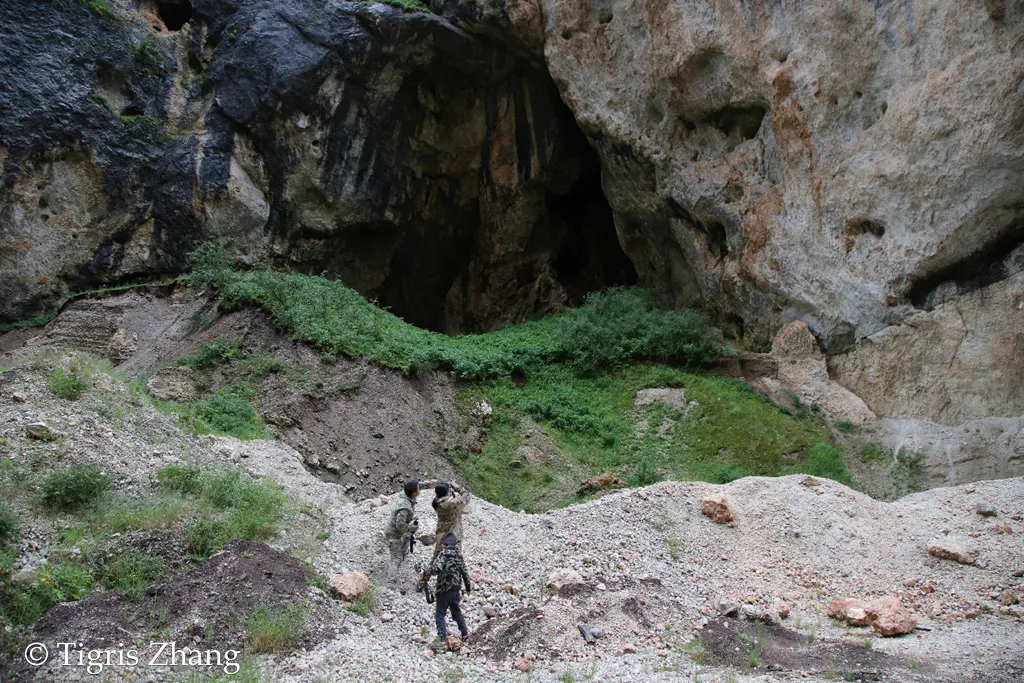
(6, 541, 344, 682)
(0, 289, 461, 498)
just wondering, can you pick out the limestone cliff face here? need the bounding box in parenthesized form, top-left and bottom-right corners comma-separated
(536, 0, 1024, 350)
(0, 0, 634, 332)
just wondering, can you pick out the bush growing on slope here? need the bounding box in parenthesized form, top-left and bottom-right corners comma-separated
(40, 465, 111, 511)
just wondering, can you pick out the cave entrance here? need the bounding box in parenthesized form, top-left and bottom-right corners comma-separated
(156, 0, 193, 31)
(548, 150, 638, 304)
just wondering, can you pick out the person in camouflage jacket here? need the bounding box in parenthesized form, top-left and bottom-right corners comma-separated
(384, 479, 433, 585)
(422, 532, 471, 647)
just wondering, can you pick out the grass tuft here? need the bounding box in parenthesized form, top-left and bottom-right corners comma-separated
(245, 602, 308, 652)
(40, 465, 111, 511)
(46, 368, 90, 400)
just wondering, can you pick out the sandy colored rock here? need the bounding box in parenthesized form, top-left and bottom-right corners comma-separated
(25, 422, 55, 441)
(106, 327, 138, 365)
(771, 322, 875, 425)
(826, 598, 871, 627)
(546, 568, 585, 591)
(634, 388, 688, 409)
(700, 495, 734, 523)
(146, 367, 201, 403)
(927, 537, 979, 565)
(329, 571, 371, 601)
(538, 0, 1024, 355)
(865, 596, 917, 637)
(831, 273, 1024, 424)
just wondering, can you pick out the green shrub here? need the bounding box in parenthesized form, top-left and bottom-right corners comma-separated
(628, 459, 661, 487)
(245, 602, 308, 652)
(77, 0, 118, 19)
(181, 387, 269, 439)
(132, 39, 161, 71)
(97, 550, 166, 600)
(708, 462, 754, 484)
(345, 583, 377, 618)
(154, 463, 204, 495)
(182, 244, 721, 381)
(40, 465, 110, 510)
(183, 470, 286, 557)
(789, 442, 851, 485)
(834, 420, 856, 434)
(0, 504, 16, 546)
(555, 288, 722, 374)
(46, 368, 90, 400)
(177, 337, 239, 371)
(2, 563, 93, 624)
(380, 0, 429, 10)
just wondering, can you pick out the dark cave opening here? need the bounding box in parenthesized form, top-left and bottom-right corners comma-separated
(548, 157, 638, 303)
(156, 0, 193, 31)
(907, 220, 1024, 310)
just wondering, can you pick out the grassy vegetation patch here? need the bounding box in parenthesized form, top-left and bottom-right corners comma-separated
(245, 602, 308, 652)
(96, 549, 166, 600)
(40, 465, 111, 511)
(179, 386, 271, 440)
(45, 368, 91, 400)
(183, 243, 722, 381)
(0, 504, 16, 546)
(454, 365, 838, 511)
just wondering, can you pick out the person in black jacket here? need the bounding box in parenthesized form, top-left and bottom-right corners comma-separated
(422, 532, 471, 649)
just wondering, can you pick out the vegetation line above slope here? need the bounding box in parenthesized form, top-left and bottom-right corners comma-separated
(182, 243, 725, 381)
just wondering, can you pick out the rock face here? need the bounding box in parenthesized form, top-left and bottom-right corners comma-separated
(769, 321, 875, 425)
(0, 0, 635, 332)
(860, 416, 1024, 490)
(536, 0, 1024, 350)
(829, 272, 1024, 424)
(146, 367, 200, 402)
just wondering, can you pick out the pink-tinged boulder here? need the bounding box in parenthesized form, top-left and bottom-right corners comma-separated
(329, 571, 370, 601)
(700, 495, 734, 523)
(826, 598, 871, 626)
(865, 597, 917, 637)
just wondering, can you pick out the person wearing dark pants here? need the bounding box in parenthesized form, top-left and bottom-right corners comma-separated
(422, 533, 471, 650)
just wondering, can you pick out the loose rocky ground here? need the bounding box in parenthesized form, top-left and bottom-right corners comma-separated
(284, 475, 1024, 682)
(1, 328, 1022, 682)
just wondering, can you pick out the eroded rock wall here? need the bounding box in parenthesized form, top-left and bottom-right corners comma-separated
(536, 0, 1024, 349)
(0, 0, 635, 332)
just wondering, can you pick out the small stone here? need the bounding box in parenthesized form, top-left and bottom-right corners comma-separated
(716, 599, 740, 617)
(903, 578, 919, 587)
(380, 613, 394, 623)
(927, 537, 979, 565)
(547, 568, 585, 591)
(700, 495, 734, 523)
(999, 589, 1019, 606)
(776, 600, 791, 619)
(622, 645, 637, 654)
(964, 485, 976, 493)
(976, 501, 998, 517)
(596, 582, 607, 591)
(515, 657, 531, 672)
(25, 422, 55, 440)
(826, 598, 871, 626)
(12, 392, 27, 403)
(483, 606, 497, 618)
